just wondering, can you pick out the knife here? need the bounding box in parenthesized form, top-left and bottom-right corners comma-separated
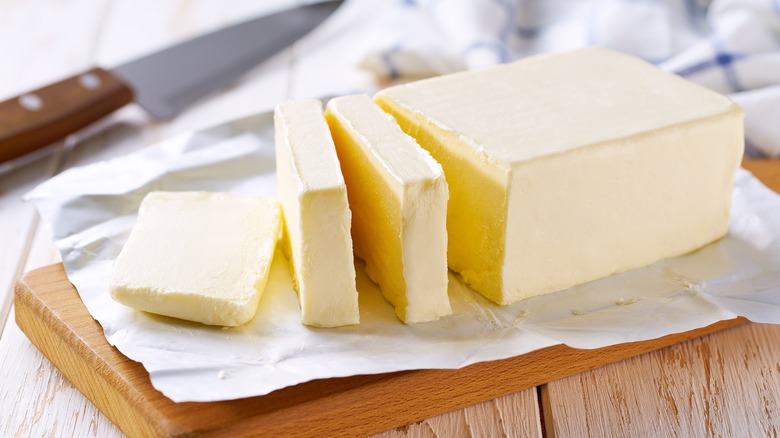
(0, 0, 342, 164)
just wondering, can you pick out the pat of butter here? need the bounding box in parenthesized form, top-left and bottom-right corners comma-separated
(326, 95, 451, 324)
(110, 191, 281, 326)
(274, 99, 360, 327)
(376, 47, 744, 305)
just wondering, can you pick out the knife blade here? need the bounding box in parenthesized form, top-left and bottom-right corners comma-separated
(0, 1, 342, 164)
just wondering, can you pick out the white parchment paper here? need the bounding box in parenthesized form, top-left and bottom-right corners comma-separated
(27, 110, 780, 402)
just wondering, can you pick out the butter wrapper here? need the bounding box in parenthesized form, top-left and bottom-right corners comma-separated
(27, 110, 780, 402)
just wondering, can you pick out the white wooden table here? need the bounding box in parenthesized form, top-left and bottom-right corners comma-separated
(1, 1, 779, 436)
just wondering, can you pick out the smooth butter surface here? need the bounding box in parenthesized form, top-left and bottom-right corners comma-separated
(376, 47, 744, 304)
(274, 99, 360, 327)
(110, 191, 281, 326)
(326, 95, 451, 323)
(377, 47, 737, 164)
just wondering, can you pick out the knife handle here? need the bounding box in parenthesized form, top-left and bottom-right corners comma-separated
(0, 67, 134, 164)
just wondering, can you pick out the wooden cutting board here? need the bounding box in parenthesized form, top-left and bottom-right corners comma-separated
(14, 160, 779, 438)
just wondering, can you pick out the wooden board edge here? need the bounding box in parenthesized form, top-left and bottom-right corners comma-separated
(262, 318, 749, 437)
(10, 160, 774, 436)
(13, 267, 178, 438)
(12, 263, 749, 437)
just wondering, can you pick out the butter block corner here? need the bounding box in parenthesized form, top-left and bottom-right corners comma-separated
(376, 48, 744, 305)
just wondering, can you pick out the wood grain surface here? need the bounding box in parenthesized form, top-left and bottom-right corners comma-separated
(0, 221, 121, 437)
(17, 263, 548, 438)
(542, 323, 780, 437)
(372, 389, 542, 438)
(11, 262, 748, 437)
(542, 324, 780, 437)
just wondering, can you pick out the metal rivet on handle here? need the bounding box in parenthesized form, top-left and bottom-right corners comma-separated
(19, 94, 43, 111)
(79, 73, 101, 90)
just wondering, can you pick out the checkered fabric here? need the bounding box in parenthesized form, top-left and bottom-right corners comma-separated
(358, 0, 780, 157)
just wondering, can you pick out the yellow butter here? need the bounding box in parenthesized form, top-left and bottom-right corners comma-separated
(274, 99, 360, 327)
(110, 191, 281, 326)
(376, 47, 744, 305)
(326, 95, 451, 323)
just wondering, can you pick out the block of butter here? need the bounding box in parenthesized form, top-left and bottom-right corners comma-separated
(110, 191, 281, 326)
(326, 95, 451, 323)
(376, 47, 744, 305)
(275, 99, 360, 327)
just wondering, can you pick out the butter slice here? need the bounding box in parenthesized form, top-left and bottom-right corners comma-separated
(274, 99, 360, 327)
(376, 47, 744, 305)
(110, 191, 281, 326)
(326, 95, 451, 323)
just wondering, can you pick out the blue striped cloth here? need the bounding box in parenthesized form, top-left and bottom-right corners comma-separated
(358, 0, 780, 157)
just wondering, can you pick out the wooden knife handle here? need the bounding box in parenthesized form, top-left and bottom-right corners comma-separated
(0, 67, 134, 164)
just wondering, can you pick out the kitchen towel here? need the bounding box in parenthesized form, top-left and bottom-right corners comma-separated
(356, 0, 780, 157)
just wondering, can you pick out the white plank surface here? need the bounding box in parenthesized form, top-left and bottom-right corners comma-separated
(0, 0, 108, 99)
(544, 323, 780, 437)
(94, 0, 298, 139)
(0, 222, 122, 438)
(0, 0, 106, 336)
(371, 389, 543, 438)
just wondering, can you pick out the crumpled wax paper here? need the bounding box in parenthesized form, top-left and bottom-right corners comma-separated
(26, 109, 780, 402)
